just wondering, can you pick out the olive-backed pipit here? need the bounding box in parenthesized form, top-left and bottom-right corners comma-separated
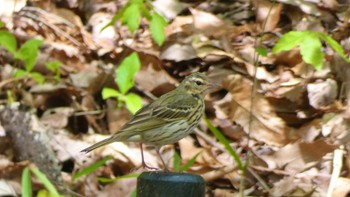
(82, 72, 218, 170)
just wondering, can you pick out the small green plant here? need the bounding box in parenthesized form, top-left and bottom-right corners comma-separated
(272, 30, 349, 70)
(203, 116, 244, 170)
(102, 52, 143, 114)
(22, 166, 63, 197)
(97, 173, 140, 183)
(73, 156, 113, 180)
(45, 61, 62, 82)
(104, 0, 167, 46)
(0, 28, 62, 84)
(73, 156, 139, 183)
(173, 151, 201, 172)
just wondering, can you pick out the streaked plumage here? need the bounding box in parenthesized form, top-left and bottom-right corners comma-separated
(82, 72, 217, 170)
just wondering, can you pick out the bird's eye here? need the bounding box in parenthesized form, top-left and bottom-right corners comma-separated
(195, 80, 203, 86)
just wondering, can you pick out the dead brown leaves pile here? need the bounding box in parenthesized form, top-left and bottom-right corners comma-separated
(1, 0, 350, 196)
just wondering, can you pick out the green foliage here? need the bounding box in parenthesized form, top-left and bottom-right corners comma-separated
(124, 93, 143, 114)
(30, 167, 62, 196)
(122, 3, 142, 32)
(0, 30, 17, 54)
(150, 12, 167, 46)
(6, 90, 14, 104)
(102, 52, 142, 114)
(173, 151, 201, 172)
(22, 168, 32, 197)
(45, 61, 62, 81)
(256, 46, 268, 57)
(0, 28, 62, 84)
(15, 39, 43, 71)
(102, 0, 167, 46)
(116, 52, 141, 94)
(272, 30, 349, 70)
(21, 166, 63, 197)
(203, 116, 244, 170)
(97, 173, 139, 183)
(73, 156, 113, 180)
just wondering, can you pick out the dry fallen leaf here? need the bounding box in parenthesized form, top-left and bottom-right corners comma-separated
(253, 0, 283, 31)
(307, 79, 338, 109)
(260, 140, 337, 173)
(216, 74, 291, 146)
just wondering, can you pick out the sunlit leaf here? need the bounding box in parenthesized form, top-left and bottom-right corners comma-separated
(318, 33, 350, 63)
(45, 61, 61, 72)
(73, 157, 113, 180)
(122, 3, 141, 32)
(30, 166, 60, 196)
(14, 69, 28, 78)
(15, 39, 43, 71)
(7, 90, 15, 104)
(300, 32, 324, 70)
(29, 72, 45, 84)
(22, 167, 32, 197)
(178, 152, 201, 172)
(173, 152, 181, 171)
(116, 52, 141, 94)
(150, 12, 167, 46)
(272, 31, 305, 53)
(124, 93, 143, 114)
(204, 116, 243, 170)
(102, 88, 122, 99)
(97, 173, 140, 183)
(256, 46, 268, 57)
(0, 30, 17, 54)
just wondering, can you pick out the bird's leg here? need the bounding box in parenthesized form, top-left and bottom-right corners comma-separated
(156, 147, 169, 172)
(139, 143, 158, 170)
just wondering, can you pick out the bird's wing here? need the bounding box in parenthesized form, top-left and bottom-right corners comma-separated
(151, 94, 197, 121)
(118, 92, 196, 133)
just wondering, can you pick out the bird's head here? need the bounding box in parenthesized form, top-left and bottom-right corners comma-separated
(180, 72, 219, 96)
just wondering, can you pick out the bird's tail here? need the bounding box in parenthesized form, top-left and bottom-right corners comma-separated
(81, 136, 117, 153)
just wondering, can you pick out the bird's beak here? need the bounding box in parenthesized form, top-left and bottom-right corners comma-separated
(209, 83, 221, 90)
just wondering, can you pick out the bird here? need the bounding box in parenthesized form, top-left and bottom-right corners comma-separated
(81, 72, 218, 170)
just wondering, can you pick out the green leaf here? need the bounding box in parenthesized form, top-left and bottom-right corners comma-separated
(22, 167, 32, 197)
(173, 152, 181, 171)
(203, 116, 243, 170)
(45, 61, 61, 72)
(14, 69, 28, 78)
(0, 21, 4, 28)
(122, 3, 141, 32)
(272, 31, 305, 53)
(116, 52, 141, 94)
(318, 33, 350, 63)
(130, 189, 137, 197)
(30, 166, 60, 196)
(73, 157, 113, 180)
(29, 72, 45, 84)
(139, 4, 151, 20)
(300, 32, 324, 70)
(101, 5, 127, 32)
(97, 173, 140, 183)
(37, 190, 49, 197)
(0, 30, 17, 54)
(7, 90, 15, 104)
(124, 93, 142, 114)
(178, 152, 201, 172)
(15, 39, 43, 71)
(150, 12, 167, 46)
(256, 46, 268, 57)
(130, 0, 143, 3)
(102, 87, 122, 99)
